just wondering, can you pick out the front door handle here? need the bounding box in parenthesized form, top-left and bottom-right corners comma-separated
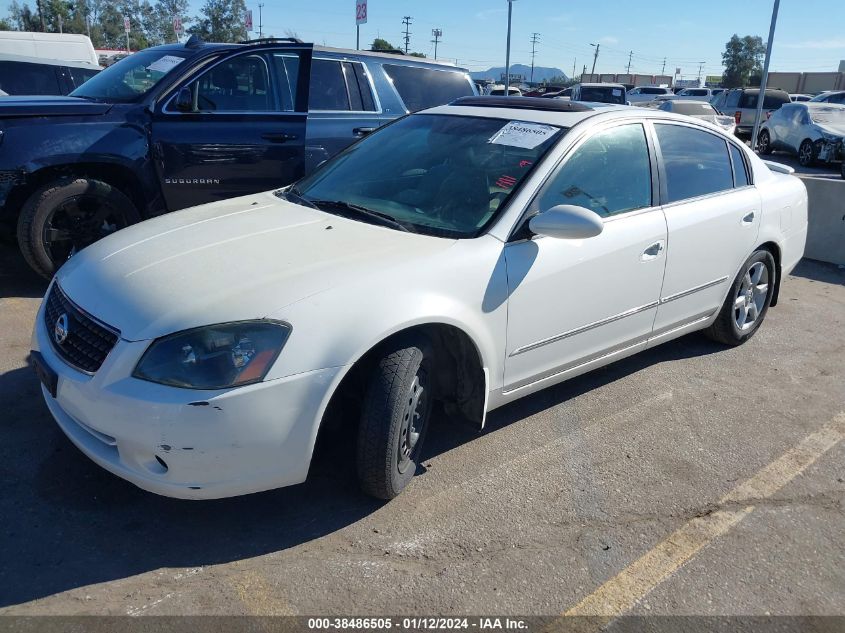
(641, 241, 665, 261)
(741, 211, 755, 225)
(353, 127, 377, 137)
(261, 132, 298, 143)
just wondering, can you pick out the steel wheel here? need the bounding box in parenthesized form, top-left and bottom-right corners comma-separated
(734, 261, 769, 331)
(397, 371, 429, 474)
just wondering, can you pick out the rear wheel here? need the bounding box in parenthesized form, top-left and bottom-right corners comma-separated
(798, 139, 815, 167)
(757, 130, 772, 155)
(356, 335, 434, 499)
(705, 250, 776, 346)
(16, 178, 140, 279)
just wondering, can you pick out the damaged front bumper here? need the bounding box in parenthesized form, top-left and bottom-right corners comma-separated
(815, 137, 844, 164)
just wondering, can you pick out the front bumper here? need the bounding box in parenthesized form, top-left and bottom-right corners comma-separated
(33, 301, 343, 500)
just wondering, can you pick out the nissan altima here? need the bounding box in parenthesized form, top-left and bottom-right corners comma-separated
(31, 97, 808, 500)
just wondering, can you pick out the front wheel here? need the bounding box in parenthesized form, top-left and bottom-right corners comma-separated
(757, 130, 772, 155)
(798, 139, 816, 167)
(705, 250, 776, 346)
(356, 335, 434, 499)
(16, 178, 140, 279)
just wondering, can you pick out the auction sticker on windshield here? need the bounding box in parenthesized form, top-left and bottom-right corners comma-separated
(146, 55, 185, 74)
(489, 121, 558, 149)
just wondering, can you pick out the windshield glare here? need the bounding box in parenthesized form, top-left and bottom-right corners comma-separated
(287, 114, 564, 238)
(71, 50, 189, 102)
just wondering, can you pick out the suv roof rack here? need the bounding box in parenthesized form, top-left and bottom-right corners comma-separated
(238, 37, 304, 45)
(449, 96, 593, 112)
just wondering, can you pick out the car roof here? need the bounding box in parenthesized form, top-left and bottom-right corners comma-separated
(0, 52, 100, 69)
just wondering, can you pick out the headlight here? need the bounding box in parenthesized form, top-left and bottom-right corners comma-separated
(133, 320, 291, 389)
(821, 132, 841, 143)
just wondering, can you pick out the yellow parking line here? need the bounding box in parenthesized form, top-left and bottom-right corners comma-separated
(564, 413, 845, 618)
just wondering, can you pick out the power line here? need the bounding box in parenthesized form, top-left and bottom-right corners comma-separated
(529, 32, 540, 83)
(402, 16, 413, 54)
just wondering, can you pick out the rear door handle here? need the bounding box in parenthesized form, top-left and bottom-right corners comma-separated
(261, 132, 298, 143)
(641, 241, 665, 261)
(353, 127, 377, 137)
(742, 211, 755, 225)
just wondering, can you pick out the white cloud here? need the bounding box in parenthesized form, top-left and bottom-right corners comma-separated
(783, 39, 845, 50)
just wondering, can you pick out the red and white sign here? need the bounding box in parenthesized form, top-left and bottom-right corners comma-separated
(356, 0, 367, 25)
(173, 15, 182, 34)
(245, 9, 253, 31)
(123, 16, 130, 33)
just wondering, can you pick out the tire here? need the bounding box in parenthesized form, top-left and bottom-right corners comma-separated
(705, 249, 776, 346)
(757, 130, 772, 155)
(16, 178, 140, 279)
(798, 139, 815, 167)
(356, 335, 434, 499)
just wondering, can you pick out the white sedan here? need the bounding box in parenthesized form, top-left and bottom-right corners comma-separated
(31, 97, 808, 500)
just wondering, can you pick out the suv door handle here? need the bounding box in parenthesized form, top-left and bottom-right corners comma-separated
(641, 241, 664, 261)
(741, 211, 755, 225)
(353, 127, 377, 137)
(261, 132, 298, 143)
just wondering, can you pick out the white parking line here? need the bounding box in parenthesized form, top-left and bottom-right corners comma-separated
(564, 412, 845, 618)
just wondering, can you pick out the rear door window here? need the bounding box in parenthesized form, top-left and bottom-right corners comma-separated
(308, 59, 377, 111)
(655, 124, 733, 203)
(382, 64, 473, 111)
(68, 66, 100, 89)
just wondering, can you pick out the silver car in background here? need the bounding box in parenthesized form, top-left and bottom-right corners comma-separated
(656, 100, 736, 135)
(757, 102, 845, 171)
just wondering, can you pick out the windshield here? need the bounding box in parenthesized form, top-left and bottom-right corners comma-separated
(285, 114, 564, 238)
(580, 87, 625, 104)
(71, 50, 190, 102)
(809, 106, 845, 125)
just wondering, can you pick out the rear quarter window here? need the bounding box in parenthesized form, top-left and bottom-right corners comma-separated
(0, 61, 62, 95)
(382, 64, 473, 112)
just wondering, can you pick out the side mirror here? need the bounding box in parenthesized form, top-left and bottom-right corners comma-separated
(174, 86, 193, 112)
(528, 204, 604, 240)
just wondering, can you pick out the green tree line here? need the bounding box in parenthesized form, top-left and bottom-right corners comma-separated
(1, 0, 250, 50)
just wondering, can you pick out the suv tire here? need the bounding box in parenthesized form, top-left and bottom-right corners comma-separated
(17, 178, 140, 279)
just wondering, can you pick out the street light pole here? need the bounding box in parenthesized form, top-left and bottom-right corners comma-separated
(589, 43, 600, 81)
(752, 0, 781, 152)
(504, 0, 515, 95)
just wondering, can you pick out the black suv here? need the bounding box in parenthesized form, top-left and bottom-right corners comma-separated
(0, 37, 475, 277)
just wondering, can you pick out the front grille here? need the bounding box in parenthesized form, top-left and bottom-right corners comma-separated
(44, 284, 119, 374)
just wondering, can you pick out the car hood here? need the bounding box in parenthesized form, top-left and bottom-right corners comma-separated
(56, 191, 457, 341)
(816, 124, 845, 138)
(0, 95, 112, 118)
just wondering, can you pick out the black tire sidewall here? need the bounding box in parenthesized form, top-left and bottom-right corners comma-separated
(726, 250, 776, 343)
(16, 178, 140, 278)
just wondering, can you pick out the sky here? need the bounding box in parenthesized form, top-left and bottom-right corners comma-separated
(4, 0, 845, 79)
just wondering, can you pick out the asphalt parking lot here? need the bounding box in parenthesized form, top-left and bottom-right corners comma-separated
(0, 242, 843, 619)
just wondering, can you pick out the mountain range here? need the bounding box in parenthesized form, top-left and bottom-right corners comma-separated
(470, 64, 568, 84)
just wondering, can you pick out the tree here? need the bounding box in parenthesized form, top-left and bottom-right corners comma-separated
(722, 34, 766, 88)
(409, 51, 426, 58)
(189, 0, 247, 43)
(8, 0, 43, 31)
(146, 0, 190, 45)
(371, 37, 397, 51)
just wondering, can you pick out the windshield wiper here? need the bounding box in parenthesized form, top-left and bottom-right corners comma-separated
(307, 199, 413, 233)
(279, 187, 319, 209)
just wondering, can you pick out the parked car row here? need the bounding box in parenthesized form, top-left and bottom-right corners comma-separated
(0, 37, 476, 278)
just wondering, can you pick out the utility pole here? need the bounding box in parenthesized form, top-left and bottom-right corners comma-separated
(57, 13, 63, 33)
(582, 64, 586, 81)
(572, 57, 576, 80)
(431, 28, 442, 60)
(258, 3, 264, 39)
(589, 43, 600, 81)
(626, 50, 633, 74)
(529, 32, 540, 84)
(661, 57, 666, 75)
(504, 0, 515, 95)
(752, 0, 781, 151)
(697, 61, 705, 85)
(402, 16, 413, 54)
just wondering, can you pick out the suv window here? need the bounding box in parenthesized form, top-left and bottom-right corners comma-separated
(195, 54, 272, 111)
(535, 123, 651, 217)
(725, 91, 741, 108)
(642, 87, 667, 95)
(740, 91, 790, 109)
(309, 59, 376, 111)
(68, 66, 99, 89)
(0, 61, 61, 95)
(382, 64, 473, 112)
(655, 124, 733, 203)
